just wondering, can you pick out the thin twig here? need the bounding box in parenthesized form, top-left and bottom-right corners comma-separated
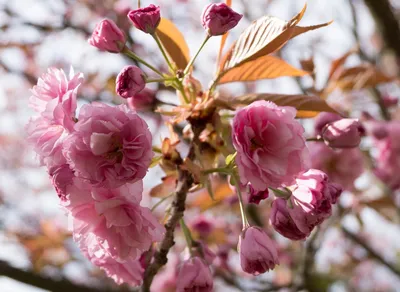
(341, 226, 400, 279)
(0, 260, 106, 292)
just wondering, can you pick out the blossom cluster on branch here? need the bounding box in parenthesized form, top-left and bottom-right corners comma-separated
(25, 1, 386, 291)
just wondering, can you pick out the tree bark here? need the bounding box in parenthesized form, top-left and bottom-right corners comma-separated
(363, 0, 400, 60)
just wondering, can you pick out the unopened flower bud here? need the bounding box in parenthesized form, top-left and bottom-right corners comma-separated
(322, 118, 364, 148)
(238, 226, 279, 275)
(128, 4, 161, 34)
(127, 88, 156, 111)
(201, 3, 243, 36)
(116, 66, 146, 98)
(88, 19, 126, 53)
(177, 257, 213, 292)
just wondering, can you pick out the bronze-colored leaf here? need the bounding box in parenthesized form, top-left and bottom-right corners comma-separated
(219, 5, 307, 71)
(216, 93, 338, 118)
(291, 21, 334, 39)
(149, 175, 177, 197)
(324, 65, 397, 96)
(218, 55, 308, 84)
(156, 18, 190, 70)
(190, 180, 234, 211)
(327, 48, 357, 80)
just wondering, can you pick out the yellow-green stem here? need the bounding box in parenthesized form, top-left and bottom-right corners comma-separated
(152, 33, 174, 71)
(231, 173, 250, 229)
(184, 35, 211, 75)
(122, 47, 163, 77)
(180, 218, 194, 251)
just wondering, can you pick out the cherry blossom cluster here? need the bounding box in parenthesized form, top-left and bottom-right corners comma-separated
(27, 67, 164, 285)
(26, 2, 369, 291)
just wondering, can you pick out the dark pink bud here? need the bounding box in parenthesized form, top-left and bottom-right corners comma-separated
(382, 95, 398, 108)
(127, 88, 156, 111)
(248, 184, 269, 205)
(128, 4, 161, 34)
(177, 257, 213, 292)
(190, 216, 214, 238)
(116, 66, 146, 98)
(238, 227, 279, 275)
(88, 19, 126, 53)
(314, 112, 342, 135)
(322, 118, 364, 148)
(270, 198, 309, 240)
(201, 3, 243, 36)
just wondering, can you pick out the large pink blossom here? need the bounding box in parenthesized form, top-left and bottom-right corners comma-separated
(232, 101, 309, 190)
(30, 67, 83, 113)
(309, 142, 364, 190)
(65, 179, 164, 261)
(80, 233, 144, 286)
(63, 103, 153, 188)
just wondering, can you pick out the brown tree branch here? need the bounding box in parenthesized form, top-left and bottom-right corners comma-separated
(141, 154, 194, 292)
(341, 226, 400, 278)
(363, 0, 400, 61)
(0, 260, 108, 292)
(348, 0, 391, 121)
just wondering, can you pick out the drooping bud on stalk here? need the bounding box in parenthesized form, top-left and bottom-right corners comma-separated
(176, 257, 213, 292)
(116, 65, 146, 98)
(201, 3, 243, 36)
(322, 118, 364, 148)
(128, 4, 161, 34)
(88, 19, 126, 53)
(238, 226, 279, 275)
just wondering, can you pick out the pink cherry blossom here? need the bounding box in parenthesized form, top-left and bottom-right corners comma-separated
(309, 142, 364, 190)
(238, 226, 279, 275)
(232, 101, 309, 190)
(286, 169, 342, 236)
(88, 19, 126, 53)
(63, 103, 153, 188)
(176, 257, 213, 292)
(65, 179, 164, 261)
(202, 3, 243, 36)
(29, 67, 83, 113)
(80, 233, 144, 286)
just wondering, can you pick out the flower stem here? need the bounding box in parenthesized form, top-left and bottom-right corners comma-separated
(202, 167, 231, 175)
(180, 218, 194, 250)
(152, 33, 174, 71)
(306, 137, 323, 142)
(122, 47, 164, 77)
(151, 193, 174, 212)
(146, 78, 175, 83)
(231, 173, 250, 229)
(138, 0, 140, 8)
(184, 35, 211, 75)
